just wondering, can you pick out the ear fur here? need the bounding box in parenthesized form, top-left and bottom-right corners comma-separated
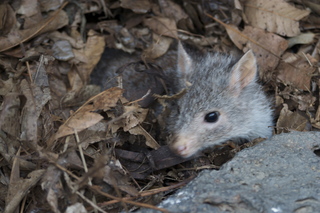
(229, 50, 257, 96)
(177, 42, 193, 78)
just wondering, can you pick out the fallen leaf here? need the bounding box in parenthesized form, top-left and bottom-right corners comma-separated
(5, 169, 45, 213)
(227, 25, 288, 78)
(288, 33, 315, 48)
(143, 33, 173, 59)
(52, 87, 123, 141)
(244, 0, 310, 36)
(276, 104, 308, 134)
(277, 53, 315, 90)
(120, 0, 151, 14)
(0, 8, 68, 52)
(143, 16, 177, 38)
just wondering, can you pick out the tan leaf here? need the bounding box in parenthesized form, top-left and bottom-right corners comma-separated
(128, 125, 160, 149)
(244, 0, 310, 36)
(123, 105, 148, 131)
(53, 87, 123, 141)
(68, 30, 105, 91)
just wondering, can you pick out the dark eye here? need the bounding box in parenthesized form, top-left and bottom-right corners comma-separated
(204, 111, 220, 123)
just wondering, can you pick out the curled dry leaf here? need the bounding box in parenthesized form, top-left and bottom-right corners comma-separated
(244, 0, 310, 37)
(53, 87, 123, 141)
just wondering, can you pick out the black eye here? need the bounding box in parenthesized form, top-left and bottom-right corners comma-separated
(204, 111, 220, 123)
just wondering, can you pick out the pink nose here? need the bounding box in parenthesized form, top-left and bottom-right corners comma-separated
(176, 144, 187, 153)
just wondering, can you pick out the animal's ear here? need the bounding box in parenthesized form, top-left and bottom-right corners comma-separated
(229, 50, 257, 96)
(177, 42, 193, 78)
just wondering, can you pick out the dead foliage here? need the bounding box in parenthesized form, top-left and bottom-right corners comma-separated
(0, 0, 319, 212)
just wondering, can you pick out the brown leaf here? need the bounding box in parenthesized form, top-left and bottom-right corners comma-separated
(0, 9, 68, 52)
(129, 125, 160, 149)
(227, 25, 288, 78)
(120, 0, 151, 13)
(244, 0, 310, 36)
(103, 162, 139, 196)
(53, 87, 123, 141)
(5, 169, 45, 213)
(68, 30, 105, 91)
(276, 104, 308, 134)
(0, 3, 16, 36)
(143, 16, 177, 38)
(277, 53, 315, 90)
(123, 106, 148, 131)
(157, 0, 188, 22)
(143, 33, 173, 59)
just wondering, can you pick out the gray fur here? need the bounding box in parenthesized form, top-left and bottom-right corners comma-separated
(167, 44, 273, 157)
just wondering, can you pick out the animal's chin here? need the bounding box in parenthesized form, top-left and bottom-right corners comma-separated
(170, 134, 201, 158)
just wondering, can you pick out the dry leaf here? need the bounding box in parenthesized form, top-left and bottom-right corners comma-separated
(288, 33, 315, 48)
(5, 169, 45, 213)
(120, 0, 151, 14)
(143, 33, 173, 59)
(123, 105, 148, 131)
(53, 87, 123, 141)
(143, 16, 177, 38)
(128, 125, 160, 149)
(103, 163, 139, 196)
(227, 25, 288, 77)
(0, 10, 68, 52)
(276, 104, 308, 134)
(68, 30, 105, 91)
(0, 3, 16, 36)
(277, 53, 315, 90)
(244, 0, 310, 36)
(158, 0, 188, 22)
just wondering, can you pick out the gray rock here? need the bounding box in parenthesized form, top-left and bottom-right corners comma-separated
(139, 132, 320, 213)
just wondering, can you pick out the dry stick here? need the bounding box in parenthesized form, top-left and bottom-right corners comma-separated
(76, 191, 107, 213)
(49, 156, 167, 212)
(74, 129, 99, 213)
(90, 185, 169, 213)
(99, 175, 195, 206)
(0, 1, 69, 52)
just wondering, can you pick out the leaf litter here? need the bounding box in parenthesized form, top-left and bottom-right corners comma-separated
(0, 0, 319, 212)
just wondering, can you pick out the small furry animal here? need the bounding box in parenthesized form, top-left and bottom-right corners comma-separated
(167, 43, 273, 157)
(91, 42, 273, 158)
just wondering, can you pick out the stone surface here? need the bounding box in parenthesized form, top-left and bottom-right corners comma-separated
(139, 132, 320, 213)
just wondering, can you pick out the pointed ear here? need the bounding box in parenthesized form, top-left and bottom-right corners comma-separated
(177, 42, 193, 78)
(229, 50, 258, 96)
